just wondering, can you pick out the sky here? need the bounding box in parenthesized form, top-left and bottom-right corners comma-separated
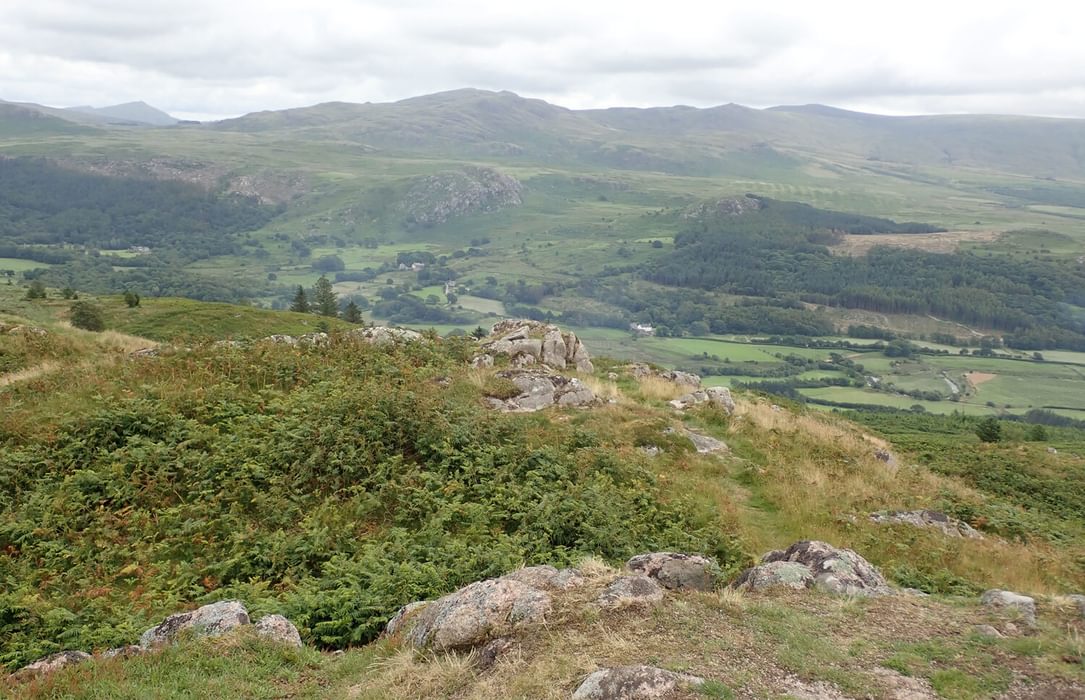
(1, 0, 1083, 122)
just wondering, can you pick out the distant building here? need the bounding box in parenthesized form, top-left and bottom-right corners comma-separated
(444, 280, 457, 296)
(410, 262, 426, 271)
(128, 246, 152, 254)
(630, 323, 655, 336)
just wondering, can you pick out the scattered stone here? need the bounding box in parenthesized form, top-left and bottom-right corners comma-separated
(0, 323, 48, 337)
(669, 386, 734, 414)
(10, 650, 92, 680)
(662, 426, 728, 454)
(597, 574, 665, 609)
(640, 445, 662, 457)
(981, 589, 1037, 626)
(384, 601, 429, 637)
(405, 578, 551, 651)
(253, 614, 303, 648)
(626, 552, 721, 592)
(606, 372, 619, 380)
(262, 334, 298, 345)
(735, 541, 892, 597)
(658, 370, 701, 387)
(482, 320, 594, 373)
(874, 448, 897, 465)
(572, 665, 705, 699)
(297, 332, 329, 347)
(869, 510, 983, 539)
(471, 353, 494, 368)
(129, 346, 161, 358)
(974, 624, 1004, 638)
(1047, 447, 1058, 455)
(872, 667, 937, 700)
(101, 645, 144, 660)
(732, 561, 815, 592)
(139, 600, 251, 648)
(500, 565, 585, 591)
(1068, 594, 1085, 617)
(771, 404, 782, 412)
(485, 369, 596, 412)
(475, 636, 516, 670)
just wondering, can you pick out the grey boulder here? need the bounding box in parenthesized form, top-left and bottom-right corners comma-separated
(626, 552, 721, 592)
(981, 589, 1037, 626)
(597, 574, 665, 609)
(735, 541, 892, 597)
(139, 600, 251, 648)
(10, 650, 92, 680)
(731, 561, 815, 592)
(405, 578, 551, 651)
(572, 665, 705, 699)
(253, 614, 303, 648)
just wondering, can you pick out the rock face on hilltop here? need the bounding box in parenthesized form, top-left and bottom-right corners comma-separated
(733, 540, 892, 597)
(478, 319, 594, 373)
(682, 194, 764, 221)
(401, 166, 522, 228)
(484, 368, 597, 412)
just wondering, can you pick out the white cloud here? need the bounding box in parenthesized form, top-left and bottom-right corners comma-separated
(1, 0, 1083, 120)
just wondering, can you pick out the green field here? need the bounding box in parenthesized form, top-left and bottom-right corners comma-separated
(0, 258, 51, 272)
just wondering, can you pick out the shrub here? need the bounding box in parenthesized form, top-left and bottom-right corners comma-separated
(69, 301, 105, 331)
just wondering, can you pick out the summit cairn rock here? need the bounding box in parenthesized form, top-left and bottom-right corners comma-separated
(139, 600, 251, 648)
(625, 552, 721, 592)
(404, 578, 551, 651)
(478, 320, 594, 373)
(572, 665, 706, 699)
(733, 541, 892, 597)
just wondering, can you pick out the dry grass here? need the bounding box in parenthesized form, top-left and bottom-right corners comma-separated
(632, 375, 689, 402)
(0, 361, 59, 387)
(831, 229, 1001, 256)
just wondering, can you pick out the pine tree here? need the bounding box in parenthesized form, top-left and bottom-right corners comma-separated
(290, 286, 310, 313)
(343, 300, 363, 324)
(313, 276, 338, 317)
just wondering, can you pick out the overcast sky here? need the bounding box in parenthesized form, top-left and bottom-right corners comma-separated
(2, 0, 1083, 122)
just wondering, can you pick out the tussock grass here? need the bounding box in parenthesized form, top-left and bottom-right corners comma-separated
(632, 375, 688, 401)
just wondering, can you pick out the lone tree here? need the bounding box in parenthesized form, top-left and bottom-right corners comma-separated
(471, 326, 488, 339)
(70, 301, 105, 332)
(123, 290, 140, 308)
(342, 299, 363, 324)
(313, 275, 338, 317)
(24, 280, 46, 300)
(975, 416, 1002, 443)
(290, 286, 310, 313)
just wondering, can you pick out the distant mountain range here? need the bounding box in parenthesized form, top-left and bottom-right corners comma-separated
(3, 88, 1085, 177)
(0, 98, 179, 127)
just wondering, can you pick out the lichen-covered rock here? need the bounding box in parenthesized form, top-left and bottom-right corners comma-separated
(658, 370, 701, 387)
(471, 353, 494, 368)
(572, 665, 705, 699)
(597, 574, 665, 609)
(405, 579, 551, 651)
(139, 600, 251, 648)
(482, 320, 594, 373)
(683, 430, 728, 454)
(626, 552, 721, 591)
(501, 565, 585, 591)
(731, 561, 815, 592)
(869, 510, 983, 539)
(253, 614, 303, 648)
(669, 387, 734, 414)
(102, 645, 144, 660)
(743, 541, 892, 597)
(485, 369, 596, 412)
(10, 650, 92, 680)
(476, 636, 516, 670)
(345, 326, 424, 345)
(384, 601, 430, 638)
(981, 589, 1037, 626)
(1069, 594, 1085, 618)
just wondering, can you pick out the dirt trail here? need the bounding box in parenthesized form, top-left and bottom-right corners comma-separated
(0, 361, 60, 387)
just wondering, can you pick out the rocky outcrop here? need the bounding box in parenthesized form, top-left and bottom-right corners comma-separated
(401, 166, 522, 228)
(663, 427, 728, 454)
(869, 510, 983, 539)
(485, 369, 596, 412)
(404, 578, 551, 651)
(981, 589, 1037, 626)
(479, 320, 593, 373)
(253, 614, 303, 648)
(733, 541, 892, 597)
(1069, 594, 1085, 618)
(626, 364, 701, 387)
(597, 574, 665, 609)
(669, 386, 735, 414)
(625, 552, 720, 592)
(259, 332, 330, 347)
(501, 565, 585, 591)
(573, 665, 706, 699)
(139, 600, 251, 648)
(682, 194, 764, 221)
(0, 323, 48, 336)
(345, 326, 424, 345)
(10, 650, 91, 681)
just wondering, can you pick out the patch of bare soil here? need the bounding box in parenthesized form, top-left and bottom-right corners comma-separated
(967, 371, 998, 387)
(832, 230, 1001, 256)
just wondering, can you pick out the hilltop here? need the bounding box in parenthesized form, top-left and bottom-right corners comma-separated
(2, 302, 1085, 697)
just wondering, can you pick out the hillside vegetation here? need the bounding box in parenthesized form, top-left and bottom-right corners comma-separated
(2, 309, 1085, 697)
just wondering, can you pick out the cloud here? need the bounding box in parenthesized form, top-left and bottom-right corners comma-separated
(1, 0, 1084, 120)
